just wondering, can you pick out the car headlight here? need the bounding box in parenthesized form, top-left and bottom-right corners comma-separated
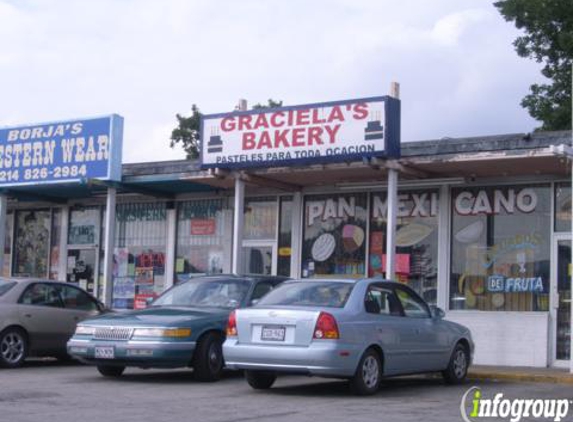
(132, 328, 191, 338)
(75, 325, 96, 336)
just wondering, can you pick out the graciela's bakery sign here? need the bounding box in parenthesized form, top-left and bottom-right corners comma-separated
(200, 96, 400, 168)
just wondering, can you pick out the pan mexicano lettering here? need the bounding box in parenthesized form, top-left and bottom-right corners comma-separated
(0, 135, 109, 169)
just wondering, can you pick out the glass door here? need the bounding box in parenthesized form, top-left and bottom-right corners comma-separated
(242, 243, 276, 276)
(66, 248, 98, 295)
(554, 238, 571, 364)
(67, 206, 101, 296)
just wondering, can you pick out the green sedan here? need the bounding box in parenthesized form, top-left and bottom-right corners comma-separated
(67, 275, 287, 381)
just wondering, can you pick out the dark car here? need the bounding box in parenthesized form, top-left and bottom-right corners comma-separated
(0, 278, 106, 368)
(67, 275, 288, 381)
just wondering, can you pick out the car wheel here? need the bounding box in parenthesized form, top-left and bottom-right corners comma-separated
(245, 370, 277, 390)
(349, 348, 382, 396)
(0, 328, 28, 368)
(97, 365, 125, 377)
(193, 332, 224, 382)
(442, 343, 469, 384)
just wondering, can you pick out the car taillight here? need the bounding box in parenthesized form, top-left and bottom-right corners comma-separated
(226, 310, 237, 337)
(313, 312, 339, 340)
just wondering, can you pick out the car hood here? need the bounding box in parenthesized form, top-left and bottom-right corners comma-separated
(80, 306, 232, 327)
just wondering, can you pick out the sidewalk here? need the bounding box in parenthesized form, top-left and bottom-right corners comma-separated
(468, 365, 573, 385)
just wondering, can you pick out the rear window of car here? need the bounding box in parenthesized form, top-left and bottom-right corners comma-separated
(152, 277, 252, 308)
(256, 281, 354, 308)
(0, 280, 16, 296)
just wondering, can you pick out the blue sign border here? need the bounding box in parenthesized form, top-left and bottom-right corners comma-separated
(200, 95, 400, 169)
(0, 114, 123, 187)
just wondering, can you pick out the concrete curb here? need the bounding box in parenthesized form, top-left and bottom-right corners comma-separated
(468, 371, 573, 385)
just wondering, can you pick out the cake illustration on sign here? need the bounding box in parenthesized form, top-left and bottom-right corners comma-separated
(364, 111, 383, 141)
(207, 127, 223, 153)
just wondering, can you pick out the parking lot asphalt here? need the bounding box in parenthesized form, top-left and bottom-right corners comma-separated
(1, 360, 572, 422)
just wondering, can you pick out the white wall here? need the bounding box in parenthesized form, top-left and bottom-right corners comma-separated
(447, 311, 549, 367)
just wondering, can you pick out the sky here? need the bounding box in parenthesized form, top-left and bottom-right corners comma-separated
(0, 0, 545, 163)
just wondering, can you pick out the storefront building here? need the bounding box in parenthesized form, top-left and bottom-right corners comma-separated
(0, 99, 571, 370)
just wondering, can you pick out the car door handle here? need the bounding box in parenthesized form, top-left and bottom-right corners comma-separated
(24, 314, 32, 318)
(414, 328, 421, 335)
(73, 316, 80, 321)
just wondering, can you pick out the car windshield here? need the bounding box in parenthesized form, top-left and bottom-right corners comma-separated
(257, 281, 354, 308)
(151, 278, 251, 309)
(0, 279, 16, 296)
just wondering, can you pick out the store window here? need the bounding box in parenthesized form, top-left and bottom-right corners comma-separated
(555, 182, 571, 232)
(2, 212, 13, 277)
(175, 199, 226, 282)
(68, 207, 100, 245)
(450, 185, 551, 311)
(302, 193, 367, 279)
(13, 210, 52, 277)
(244, 197, 277, 241)
(369, 190, 439, 304)
(112, 203, 167, 309)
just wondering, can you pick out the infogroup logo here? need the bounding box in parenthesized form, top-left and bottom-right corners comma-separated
(460, 386, 571, 422)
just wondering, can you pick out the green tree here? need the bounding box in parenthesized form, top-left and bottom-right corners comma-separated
(170, 104, 202, 159)
(495, 0, 573, 131)
(252, 99, 283, 109)
(170, 99, 283, 159)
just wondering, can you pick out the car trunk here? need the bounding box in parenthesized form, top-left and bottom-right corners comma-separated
(236, 307, 322, 347)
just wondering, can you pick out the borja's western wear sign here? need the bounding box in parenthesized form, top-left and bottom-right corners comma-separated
(0, 115, 123, 186)
(200, 96, 400, 168)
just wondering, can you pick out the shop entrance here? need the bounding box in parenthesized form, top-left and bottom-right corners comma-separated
(67, 206, 102, 297)
(552, 236, 571, 366)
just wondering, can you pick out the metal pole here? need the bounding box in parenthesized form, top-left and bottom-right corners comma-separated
(385, 82, 400, 281)
(102, 187, 116, 307)
(0, 194, 7, 276)
(231, 98, 248, 275)
(232, 177, 245, 274)
(164, 208, 176, 290)
(385, 169, 398, 280)
(290, 192, 303, 278)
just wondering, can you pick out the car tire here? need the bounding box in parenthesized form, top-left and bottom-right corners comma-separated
(245, 370, 277, 390)
(193, 332, 224, 382)
(442, 343, 469, 385)
(0, 327, 28, 368)
(349, 348, 382, 396)
(97, 365, 125, 377)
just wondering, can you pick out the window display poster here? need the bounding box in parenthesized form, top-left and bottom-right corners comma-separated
(190, 219, 216, 235)
(175, 258, 185, 273)
(135, 267, 154, 285)
(302, 194, 367, 277)
(114, 247, 129, 277)
(134, 293, 158, 310)
(113, 277, 135, 299)
(13, 210, 50, 277)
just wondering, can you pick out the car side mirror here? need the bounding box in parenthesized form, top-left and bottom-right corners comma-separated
(430, 305, 445, 319)
(249, 299, 260, 307)
(145, 297, 155, 306)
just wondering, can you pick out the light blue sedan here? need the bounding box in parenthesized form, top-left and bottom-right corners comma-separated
(223, 278, 473, 395)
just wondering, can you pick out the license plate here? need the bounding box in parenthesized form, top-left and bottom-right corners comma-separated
(261, 326, 286, 341)
(95, 346, 115, 359)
